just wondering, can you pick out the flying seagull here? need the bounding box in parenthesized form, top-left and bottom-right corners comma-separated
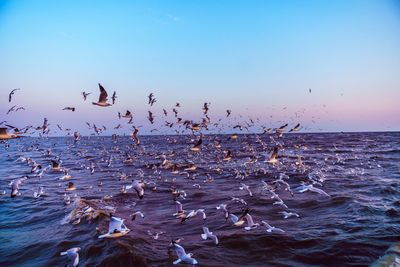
(92, 83, 112, 107)
(171, 241, 198, 265)
(81, 91, 91, 101)
(60, 247, 81, 267)
(8, 88, 20, 102)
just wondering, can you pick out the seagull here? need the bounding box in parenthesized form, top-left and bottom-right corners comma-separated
(172, 242, 198, 265)
(92, 83, 112, 107)
(223, 150, 232, 161)
(132, 127, 140, 145)
(295, 184, 330, 197)
(6, 105, 16, 115)
(226, 109, 231, 117)
(10, 176, 27, 198)
(81, 91, 91, 101)
(244, 213, 259, 231)
(279, 211, 300, 219)
(229, 208, 250, 226)
(122, 110, 133, 119)
(62, 107, 76, 112)
(126, 180, 144, 199)
(273, 196, 288, 209)
(147, 111, 155, 124)
(202, 102, 210, 115)
(261, 221, 285, 233)
(148, 93, 157, 106)
(98, 214, 130, 239)
(190, 136, 202, 152)
(130, 211, 145, 221)
(289, 123, 301, 132)
(60, 247, 81, 267)
(0, 127, 18, 140)
(231, 196, 247, 206)
(181, 209, 206, 223)
(239, 183, 253, 197)
(266, 147, 279, 164)
(51, 159, 62, 171)
(147, 230, 165, 240)
(33, 186, 45, 198)
(66, 182, 76, 191)
(201, 227, 218, 245)
(112, 91, 117, 104)
(8, 88, 20, 102)
(275, 123, 288, 136)
(73, 131, 80, 143)
(174, 201, 185, 216)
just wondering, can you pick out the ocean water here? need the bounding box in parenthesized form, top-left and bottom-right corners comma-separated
(0, 132, 399, 266)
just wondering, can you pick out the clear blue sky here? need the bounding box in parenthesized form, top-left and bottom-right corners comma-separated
(1, 0, 399, 135)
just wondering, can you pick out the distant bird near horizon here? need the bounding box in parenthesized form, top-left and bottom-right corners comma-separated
(8, 88, 20, 102)
(289, 123, 301, 132)
(92, 83, 112, 107)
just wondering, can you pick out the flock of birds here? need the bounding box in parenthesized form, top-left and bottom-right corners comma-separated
(1, 84, 332, 266)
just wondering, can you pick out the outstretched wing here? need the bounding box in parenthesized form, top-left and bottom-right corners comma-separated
(98, 83, 108, 103)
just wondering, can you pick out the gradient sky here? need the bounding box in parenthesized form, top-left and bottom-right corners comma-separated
(0, 0, 399, 135)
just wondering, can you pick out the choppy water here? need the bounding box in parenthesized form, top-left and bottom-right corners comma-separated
(1, 132, 399, 266)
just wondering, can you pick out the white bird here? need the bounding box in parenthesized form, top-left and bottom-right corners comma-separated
(244, 214, 259, 231)
(60, 247, 81, 267)
(92, 83, 112, 107)
(10, 177, 27, 198)
(172, 242, 198, 265)
(201, 227, 218, 245)
(181, 209, 206, 222)
(273, 196, 288, 209)
(239, 183, 253, 197)
(261, 221, 285, 233)
(98, 215, 130, 239)
(295, 184, 330, 197)
(173, 201, 185, 216)
(33, 186, 45, 198)
(279, 211, 300, 219)
(229, 208, 250, 226)
(126, 180, 144, 199)
(147, 230, 165, 240)
(231, 196, 247, 205)
(130, 211, 145, 221)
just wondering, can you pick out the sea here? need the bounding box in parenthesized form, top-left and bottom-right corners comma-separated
(0, 132, 399, 266)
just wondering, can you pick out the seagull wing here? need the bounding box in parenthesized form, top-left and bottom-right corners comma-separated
(175, 201, 183, 213)
(67, 250, 79, 267)
(229, 213, 238, 224)
(108, 216, 123, 233)
(98, 83, 108, 103)
(309, 186, 330, 197)
(174, 244, 187, 259)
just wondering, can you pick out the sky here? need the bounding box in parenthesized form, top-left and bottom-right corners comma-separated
(0, 0, 399, 135)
